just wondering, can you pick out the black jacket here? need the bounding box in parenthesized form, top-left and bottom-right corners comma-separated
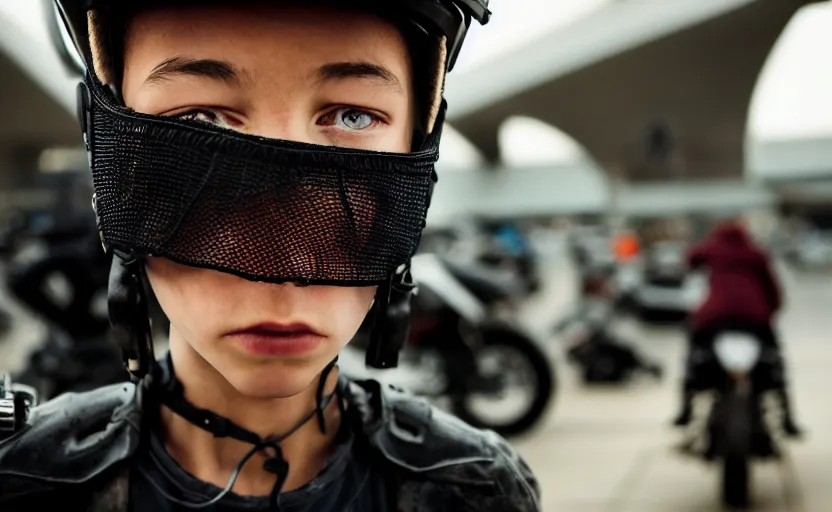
(0, 377, 540, 511)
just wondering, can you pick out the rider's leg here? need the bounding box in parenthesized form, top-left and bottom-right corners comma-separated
(673, 383, 696, 426)
(673, 324, 710, 426)
(673, 325, 719, 427)
(777, 387, 803, 437)
(758, 324, 803, 437)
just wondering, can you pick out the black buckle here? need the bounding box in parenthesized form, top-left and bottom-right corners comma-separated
(203, 413, 230, 438)
(0, 374, 37, 437)
(454, 0, 491, 24)
(263, 455, 289, 476)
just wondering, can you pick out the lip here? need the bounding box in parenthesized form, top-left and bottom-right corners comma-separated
(227, 322, 325, 357)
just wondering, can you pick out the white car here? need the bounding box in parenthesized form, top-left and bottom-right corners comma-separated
(632, 242, 707, 319)
(634, 273, 707, 315)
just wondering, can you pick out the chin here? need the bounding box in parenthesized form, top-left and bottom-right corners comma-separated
(224, 360, 327, 399)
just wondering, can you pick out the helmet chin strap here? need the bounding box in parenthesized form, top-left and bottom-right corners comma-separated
(139, 352, 343, 509)
(107, 249, 155, 380)
(364, 264, 417, 369)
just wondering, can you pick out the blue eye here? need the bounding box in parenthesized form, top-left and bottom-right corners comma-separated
(338, 109, 375, 130)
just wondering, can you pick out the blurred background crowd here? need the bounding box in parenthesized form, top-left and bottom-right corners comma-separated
(1, 0, 832, 510)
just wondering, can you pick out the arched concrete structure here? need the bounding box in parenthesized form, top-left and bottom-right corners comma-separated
(449, 0, 820, 181)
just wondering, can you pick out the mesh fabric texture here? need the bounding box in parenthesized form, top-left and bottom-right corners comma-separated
(85, 80, 440, 286)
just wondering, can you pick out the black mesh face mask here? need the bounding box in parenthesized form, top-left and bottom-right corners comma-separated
(79, 75, 441, 286)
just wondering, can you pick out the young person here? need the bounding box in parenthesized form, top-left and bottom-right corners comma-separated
(0, 1, 541, 510)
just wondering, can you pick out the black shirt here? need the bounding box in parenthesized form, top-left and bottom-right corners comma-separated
(129, 409, 389, 512)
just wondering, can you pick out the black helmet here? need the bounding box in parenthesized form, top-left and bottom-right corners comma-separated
(52, 0, 490, 72)
(49, 0, 490, 135)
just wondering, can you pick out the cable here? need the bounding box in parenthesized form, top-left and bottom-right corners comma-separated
(139, 357, 342, 509)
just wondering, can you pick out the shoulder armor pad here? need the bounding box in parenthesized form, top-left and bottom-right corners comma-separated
(350, 379, 541, 509)
(354, 380, 497, 472)
(0, 382, 140, 498)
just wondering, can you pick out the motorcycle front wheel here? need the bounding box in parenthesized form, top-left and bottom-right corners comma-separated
(452, 326, 555, 437)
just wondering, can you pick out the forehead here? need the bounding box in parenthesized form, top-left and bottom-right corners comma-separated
(123, 4, 411, 79)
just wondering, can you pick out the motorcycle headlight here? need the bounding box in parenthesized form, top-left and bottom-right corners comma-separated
(713, 333, 761, 375)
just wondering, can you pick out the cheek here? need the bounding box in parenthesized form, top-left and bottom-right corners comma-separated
(374, 112, 413, 154)
(361, 124, 413, 153)
(145, 258, 233, 336)
(310, 285, 376, 343)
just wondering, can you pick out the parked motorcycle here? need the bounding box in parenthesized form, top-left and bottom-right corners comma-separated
(479, 223, 542, 295)
(554, 297, 662, 384)
(343, 253, 555, 437)
(678, 330, 788, 509)
(0, 210, 141, 400)
(14, 330, 127, 401)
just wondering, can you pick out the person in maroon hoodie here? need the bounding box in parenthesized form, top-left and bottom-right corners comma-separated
(672, 219, 802, 436)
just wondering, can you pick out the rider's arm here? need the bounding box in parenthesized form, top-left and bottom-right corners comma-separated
(760, 257, 782, 312)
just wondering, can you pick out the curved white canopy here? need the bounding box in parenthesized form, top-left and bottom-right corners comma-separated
(748, 2, 832, 142)
(436, 124, 487, 171)
(498, 116, 589, 168)
(747, 2, 832, 180)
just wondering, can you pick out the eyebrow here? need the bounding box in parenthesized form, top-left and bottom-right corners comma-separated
(314, 62, 403, 92)
(145, 57, 244, 85)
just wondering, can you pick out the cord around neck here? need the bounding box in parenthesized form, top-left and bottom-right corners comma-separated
(141, 354, 342, 509)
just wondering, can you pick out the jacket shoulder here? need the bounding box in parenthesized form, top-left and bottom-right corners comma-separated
(349, 379, 541, 511)
(0, 382, 140, 501)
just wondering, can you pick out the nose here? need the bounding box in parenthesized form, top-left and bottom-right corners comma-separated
(248, 103, 319, 145)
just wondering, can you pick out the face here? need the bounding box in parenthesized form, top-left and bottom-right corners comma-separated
(121, 3, 415, 398)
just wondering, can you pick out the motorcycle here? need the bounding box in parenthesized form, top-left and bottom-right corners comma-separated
(678, 330, 788, 509)
(555, 267, 662, 384)
(1, 211, 137, 400)
(554, 300, 662, 384)
(343, 253, 555, 437)
(478, 224, 542, 295)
